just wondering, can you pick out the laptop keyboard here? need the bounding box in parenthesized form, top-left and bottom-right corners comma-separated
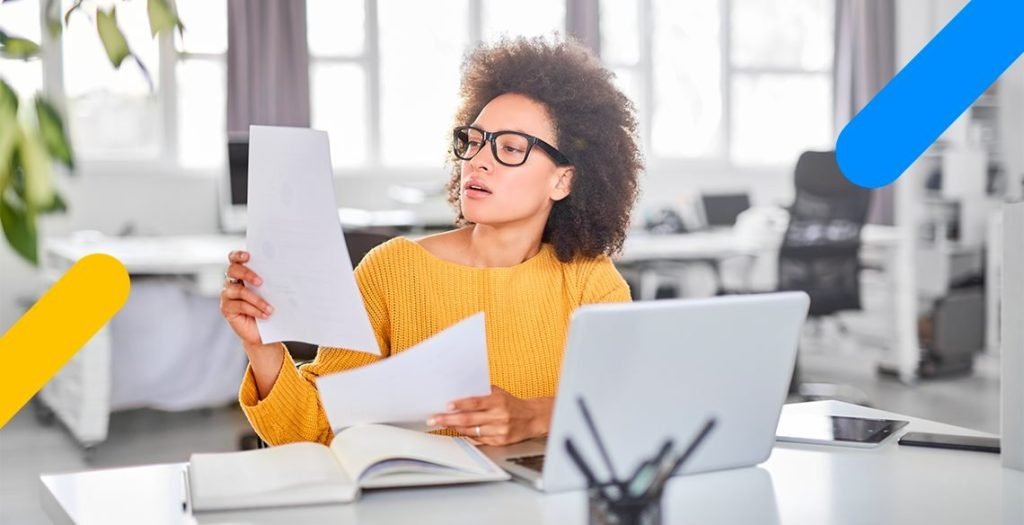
(509, 454, 546, 473)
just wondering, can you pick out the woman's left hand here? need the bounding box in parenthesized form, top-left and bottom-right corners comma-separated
(428, 386, 553, 446)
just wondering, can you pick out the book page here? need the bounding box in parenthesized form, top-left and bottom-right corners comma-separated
(316, 313, 490, 429)
(246, 125, 379, 354)
(329, 424, 505, 486)
(189, 442, 358, 511)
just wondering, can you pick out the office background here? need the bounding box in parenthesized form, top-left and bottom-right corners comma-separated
(1, 0, 1022, 523)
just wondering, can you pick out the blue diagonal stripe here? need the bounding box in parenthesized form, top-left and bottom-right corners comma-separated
(836, 0, 1024, 189)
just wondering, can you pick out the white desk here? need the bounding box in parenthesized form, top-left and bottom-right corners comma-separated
(37, 235, 246, 451)
(42, 235, 245, 296)
(618, 225, 901, 297)
(39, 401, 1023, 525)
(618, 225, 901, 264)
(619, 226, 915, 382)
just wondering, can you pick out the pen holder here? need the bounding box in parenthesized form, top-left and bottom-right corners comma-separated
(587, 485, 662, 525)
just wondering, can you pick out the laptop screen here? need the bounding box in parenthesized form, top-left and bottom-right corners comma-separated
(228, 140, 249, 206)
(702, 193, 751, 228)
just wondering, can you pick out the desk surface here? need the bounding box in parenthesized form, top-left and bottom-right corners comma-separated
(43, 235, 245, 275)
(41, 225, 902, 272)
(39, 401, 1022, 525)
(618, 225, 901, 264)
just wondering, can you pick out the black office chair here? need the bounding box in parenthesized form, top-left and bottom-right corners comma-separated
(238, 227, 398, 450)
(778, 151, 872, 403)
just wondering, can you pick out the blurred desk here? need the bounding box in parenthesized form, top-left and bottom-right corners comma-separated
(43, 235, 245, 295)
(620, 224, 901, 261)
(618, 225, 901, 298)
(618, 226, 916, 381)
(37, 234, 247, 452)
(39, 401, 1022, 525)
(619, 230, 758, 264)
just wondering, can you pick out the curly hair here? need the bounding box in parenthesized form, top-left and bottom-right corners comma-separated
(446, 36, 643, 263)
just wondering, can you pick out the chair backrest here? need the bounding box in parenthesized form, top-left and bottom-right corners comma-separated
(344, 228, 398, 267)
(933, 287, 985, 355)
(778, 151, 871, 317)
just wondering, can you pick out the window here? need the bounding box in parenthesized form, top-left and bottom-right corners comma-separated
(307, 0, 369, 168)
(601, 0, 833, 167)
(10, 1, 831, 174)
(173, 0, 227, 169)
(308, 0, 565, 170)
(480, 0, 565, 43)
(35, 0, 227, 169)
(61, 0, 162, 160)
(377, 1, 468, 168)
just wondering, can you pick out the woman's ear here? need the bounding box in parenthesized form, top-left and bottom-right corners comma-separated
(551, 168, 575, 202)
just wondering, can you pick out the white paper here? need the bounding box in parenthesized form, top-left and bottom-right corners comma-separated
(316, 313, 491, 430)
(246, 125, 379, 354)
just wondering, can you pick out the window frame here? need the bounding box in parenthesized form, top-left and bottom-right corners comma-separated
(308, 0, 569, 175)
(25, 0, 832, 178)
(605, 0, 834, 172)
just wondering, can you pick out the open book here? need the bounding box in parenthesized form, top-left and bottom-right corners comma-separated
(186, 425, 510, 512)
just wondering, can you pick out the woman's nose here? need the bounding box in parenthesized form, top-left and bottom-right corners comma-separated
(469, 141, 495, 171)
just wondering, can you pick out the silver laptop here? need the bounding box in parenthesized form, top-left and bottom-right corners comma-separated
(481, 292, 809, 492)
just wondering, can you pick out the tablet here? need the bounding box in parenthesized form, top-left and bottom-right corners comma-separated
(775, 414, 909, 448)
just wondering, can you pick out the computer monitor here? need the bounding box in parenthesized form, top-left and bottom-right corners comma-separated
(701, 193, 751, 228)
(220, 136, 249, 233)
(217, 133, 427, 234)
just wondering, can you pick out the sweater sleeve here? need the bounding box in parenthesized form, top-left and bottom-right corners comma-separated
(238, 244, 394, 446)
(579, 256, 632, 305)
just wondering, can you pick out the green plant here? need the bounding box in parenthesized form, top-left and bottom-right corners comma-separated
(0, 0, 183, 265)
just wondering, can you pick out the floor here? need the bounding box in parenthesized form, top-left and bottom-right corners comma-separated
(0, 344, 1002, 524)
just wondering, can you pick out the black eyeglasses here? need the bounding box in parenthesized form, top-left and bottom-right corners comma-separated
(452, 125, 572, 167)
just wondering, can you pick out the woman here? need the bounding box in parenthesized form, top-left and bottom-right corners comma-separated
(220, 37, 642, 447)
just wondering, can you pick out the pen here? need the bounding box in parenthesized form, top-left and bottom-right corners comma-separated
(626, 439, 674, 498)
(181, 467, 191, 513)
(576, 397, 621, 483)
(565, 438, 601, 489)
(642, 417, 717, 500)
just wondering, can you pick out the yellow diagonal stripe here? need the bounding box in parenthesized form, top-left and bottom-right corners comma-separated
(0, 253, 129, 429)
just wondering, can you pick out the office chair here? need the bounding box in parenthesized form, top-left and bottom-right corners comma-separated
(238, 227, 398, 450)
(778, 151, 872, 403)
(914, 283, 985, 378)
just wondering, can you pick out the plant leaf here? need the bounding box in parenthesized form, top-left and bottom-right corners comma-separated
(38, 190, 66, 213)
(96, 7, 130, 68)
(45, 0, 63, 38)
(0, 190, 38, 265)
(10, 159, 25, 199)
(64, 0, 84, 26)
(34, 96, 74, 170)
(19, 129, 55, 210)
(131, 54, 154, 92)
(147, 0, 180, 37)
(0, 78, 18, 115)
(0, 107, 18, 189)
(0, 35, 41, 60)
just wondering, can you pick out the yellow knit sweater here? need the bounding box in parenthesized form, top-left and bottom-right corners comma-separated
(239, 237, 631, 446)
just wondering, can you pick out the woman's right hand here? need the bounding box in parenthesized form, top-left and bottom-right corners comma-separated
(219, 250, 274, 348)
